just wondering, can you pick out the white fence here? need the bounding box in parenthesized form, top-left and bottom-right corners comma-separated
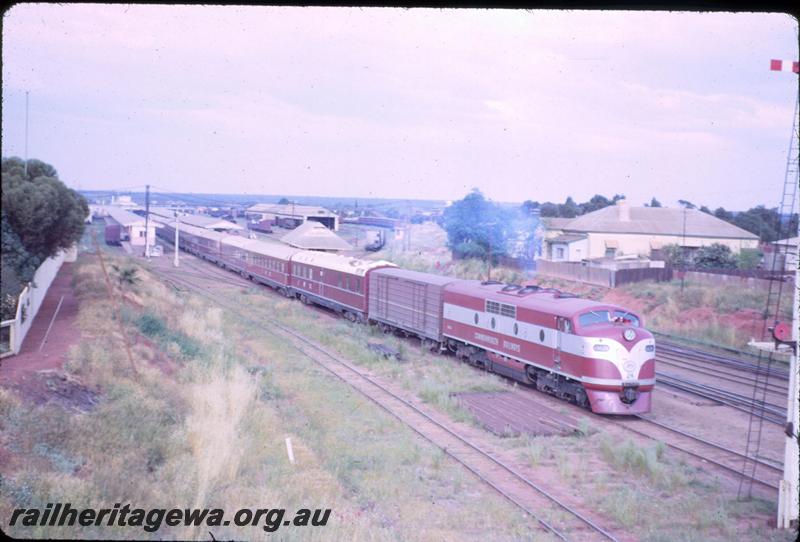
(0, 250, 66, 358)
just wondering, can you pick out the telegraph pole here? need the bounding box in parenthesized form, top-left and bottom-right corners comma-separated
(173, 211, 180, 267)
(681, 205, 687, 292)
(144, 184, 151, 259)
(23, 91, 29, 177)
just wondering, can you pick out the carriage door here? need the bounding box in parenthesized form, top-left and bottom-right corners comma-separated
(554, 317, 568, 369)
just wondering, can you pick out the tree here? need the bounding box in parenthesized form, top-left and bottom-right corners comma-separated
(699, 205, 712, 214)
(713, 207, 734, 222)
(111, 264, 141, 291)
(277, 197, 290, 205)
(538, 202, 560, 217)
(521, 200, 539, 215)
(2, 157, 89, 261)
(737, 248, 763, 270)
(559, 196, 580, 218)
(692, 243, 737, 269)
(647, 197, 662, 208)
(579, 194, 613, 214)
(661, 244, 687, 267)
(678, 199, 696, 209)
(442, 189, 511, 261)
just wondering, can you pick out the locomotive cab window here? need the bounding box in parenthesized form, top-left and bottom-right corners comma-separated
(578, 310, 610, 327)
(612, 310, 640, 327)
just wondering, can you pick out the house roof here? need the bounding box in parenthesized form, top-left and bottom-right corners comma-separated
(541, 217, 573, 230)
(149, 208, 242, 231)
(247, 203, 337, 217)
(280, 221, 353, 251)
(106, 206, 148, 228)
(548, 234, 587, 244)
(773, 236, 799, 248)
(558, 205, 758, 240)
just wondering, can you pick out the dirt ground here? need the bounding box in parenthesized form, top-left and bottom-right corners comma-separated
(0, 263, 82, 387)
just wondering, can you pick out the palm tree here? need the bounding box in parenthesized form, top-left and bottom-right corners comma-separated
(111, 264, 141, 290)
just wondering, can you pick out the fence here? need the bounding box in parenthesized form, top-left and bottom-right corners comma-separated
(534, 260, 673, 288)
(534, 260, 616, 287)
(682, 270, 794, 292)
(614, 266, 674, 286)
(684, 266, 794, 280)
(0, 250, 66, 358)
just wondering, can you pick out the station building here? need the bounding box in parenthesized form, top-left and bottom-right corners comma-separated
(246, 203, 339, 231)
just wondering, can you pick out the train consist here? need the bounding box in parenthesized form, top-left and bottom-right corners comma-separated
(150, 220, 655, 414)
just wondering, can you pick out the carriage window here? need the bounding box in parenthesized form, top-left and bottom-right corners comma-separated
(345, 277, 350, 290)
(578, 311, 610, 327)
(613, 310, 640, 327)
(354, 278, 360, 292)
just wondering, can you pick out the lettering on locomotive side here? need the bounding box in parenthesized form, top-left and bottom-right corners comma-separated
(474, 332, 499, 345)
(503, 340, 521, 353)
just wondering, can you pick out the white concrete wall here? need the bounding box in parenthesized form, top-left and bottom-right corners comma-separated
(584, 232, 758, 259)
(127, 225, 156, 246)
(0, 251, 65, 357)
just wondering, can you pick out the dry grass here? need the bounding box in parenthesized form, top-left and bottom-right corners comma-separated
(1, 251, 544, 541)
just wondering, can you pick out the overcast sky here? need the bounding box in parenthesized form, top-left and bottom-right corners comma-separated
(2, 5, 797, 209)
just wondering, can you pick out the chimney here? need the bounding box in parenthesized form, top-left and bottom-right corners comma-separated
(616, 199, 630, 222)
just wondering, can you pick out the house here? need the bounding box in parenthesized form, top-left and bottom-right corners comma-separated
(763, 236, 799, 272)
(542, 200, 759, 262)
(246, 203, 339, 231)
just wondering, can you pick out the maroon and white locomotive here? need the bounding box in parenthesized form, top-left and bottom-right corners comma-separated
(155, 221, 654, 414)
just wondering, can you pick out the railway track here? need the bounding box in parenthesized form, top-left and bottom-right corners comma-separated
(149, 261, 621, 542)
(147, 252, 786, 504)
(655, 353, 789, 396)
(655, 372, 786, 426)
(657, 341, 790, 380)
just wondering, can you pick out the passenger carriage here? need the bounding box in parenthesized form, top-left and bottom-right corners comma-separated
(289, 251, 394, 322)
(218, 236, 298, 293)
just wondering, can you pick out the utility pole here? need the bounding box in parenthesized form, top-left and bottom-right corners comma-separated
(24, 91, 29, 177)
(681, 205, 687, 292)
(173, 211, 180, 267)
(144, 184, 151, 259)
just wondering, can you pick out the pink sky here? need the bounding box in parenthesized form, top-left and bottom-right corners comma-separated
(2, 5, 797, 209)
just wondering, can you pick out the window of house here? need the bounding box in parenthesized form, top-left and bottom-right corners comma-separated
(605, 248, 616, 258)
(556, 247, 565, 259)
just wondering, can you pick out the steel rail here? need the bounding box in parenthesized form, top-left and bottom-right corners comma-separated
(657, 341, 790, 379)
(603, 417, 780, 491)
(634, 415, 783, 472)
(150, 265, 618, 542)
(655, 373, 785, 425)
(655, 355, 789, 394)
(657, 350, 790, 384)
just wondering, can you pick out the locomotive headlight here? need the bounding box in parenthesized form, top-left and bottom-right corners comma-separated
(645, 344, 655, 353)
(593, 344, 610, 352)
(623, 329, 636, 342)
